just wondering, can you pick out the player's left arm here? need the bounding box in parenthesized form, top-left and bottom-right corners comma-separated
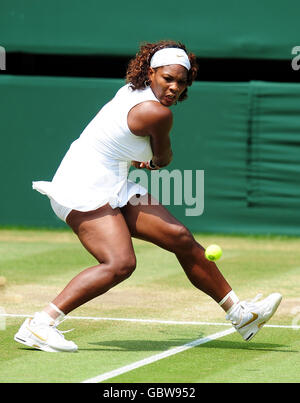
(128, 100, 173, 168)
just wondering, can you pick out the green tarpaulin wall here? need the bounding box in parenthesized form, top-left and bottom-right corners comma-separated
(1, 76, 299, 234)
(0, 0, 299, 59)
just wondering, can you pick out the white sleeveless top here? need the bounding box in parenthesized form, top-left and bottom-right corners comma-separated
(32, 84, 160, 211)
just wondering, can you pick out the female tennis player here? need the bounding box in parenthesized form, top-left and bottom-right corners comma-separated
(15, 40, 281, 352)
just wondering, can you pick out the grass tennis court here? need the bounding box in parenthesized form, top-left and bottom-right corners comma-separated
(0, 228, 299, 383)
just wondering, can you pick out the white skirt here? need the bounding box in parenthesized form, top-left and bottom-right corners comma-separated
(32, 140, 148, 221)
(48, 180, 147, 222)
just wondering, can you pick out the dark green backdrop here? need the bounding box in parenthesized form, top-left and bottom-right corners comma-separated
(1, 1, 300, 234)
(1, 76, 300, 234)
(0, 0, 299, 59)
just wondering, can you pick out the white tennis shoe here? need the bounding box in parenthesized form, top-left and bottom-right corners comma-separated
(14, 312, 78, 352)
(226, 293, 282, 341)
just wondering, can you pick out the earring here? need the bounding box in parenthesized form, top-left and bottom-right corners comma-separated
(144, 79, 151, 88)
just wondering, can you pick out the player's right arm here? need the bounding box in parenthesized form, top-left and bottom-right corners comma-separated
(127, 101, 173, 168)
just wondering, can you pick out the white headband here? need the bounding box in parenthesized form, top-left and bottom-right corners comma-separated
(150, 48, 191, 71)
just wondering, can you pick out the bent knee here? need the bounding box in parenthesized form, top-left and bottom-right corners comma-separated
(111, 255, 137, 280)
(169, 225, 195, 252)
(177, 225, 195, 245)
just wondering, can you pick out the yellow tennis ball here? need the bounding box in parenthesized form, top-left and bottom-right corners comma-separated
(205, 244, 222, 261)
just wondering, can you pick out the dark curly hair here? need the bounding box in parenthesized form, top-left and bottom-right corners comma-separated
(126, 40, 198, 102)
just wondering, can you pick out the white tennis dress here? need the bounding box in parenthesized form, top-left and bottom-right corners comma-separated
(33, 83, 159, 219)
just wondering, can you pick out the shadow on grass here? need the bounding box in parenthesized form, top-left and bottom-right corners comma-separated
(15, 333, 297, 354)
(85, 336, 296, 353)
(86, 335, 205, 352)
(194, 339, 298, 353)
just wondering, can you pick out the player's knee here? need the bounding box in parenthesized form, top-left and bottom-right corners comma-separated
(171, 225, 195, 252)
(112, 255, 137, 281)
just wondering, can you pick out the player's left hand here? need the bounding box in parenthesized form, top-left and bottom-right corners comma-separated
(131, 161, 147, 169)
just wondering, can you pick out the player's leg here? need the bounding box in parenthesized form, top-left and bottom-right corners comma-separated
(121, 193, 232, 306)
(48, 203, 136, 315)
(15, 204, 136, 352)
(121, 193, 282, 341)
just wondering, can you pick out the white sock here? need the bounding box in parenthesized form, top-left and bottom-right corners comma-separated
(49, 303, 65, 319)
(42, 303, 66, 323)
(34, 304, 65, 325)
(218, 290, 240, 313)
(34, 311, 56, 326)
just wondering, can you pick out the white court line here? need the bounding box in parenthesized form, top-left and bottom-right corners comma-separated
(81, 327, 236, 383)
(3, 312, 298, 383)
(1, 313, 299, 329)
